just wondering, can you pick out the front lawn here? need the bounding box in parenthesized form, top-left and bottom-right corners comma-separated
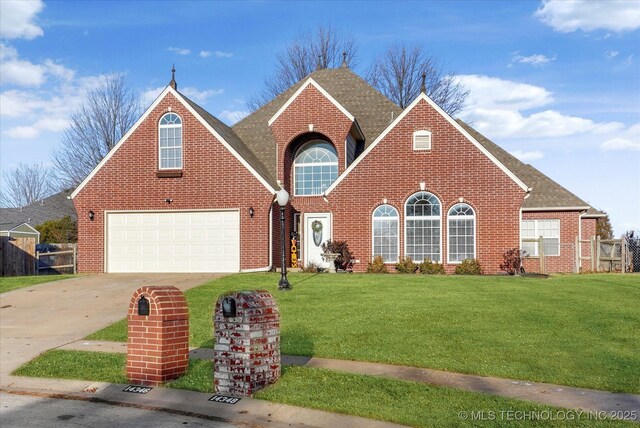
(15, 350, 633, 428)
(0, 274, 76, 294)
(87, 273, 640, 393)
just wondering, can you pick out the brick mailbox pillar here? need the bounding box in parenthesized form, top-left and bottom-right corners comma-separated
(127, 286, 189, 386)
(213, 290, 280, 396)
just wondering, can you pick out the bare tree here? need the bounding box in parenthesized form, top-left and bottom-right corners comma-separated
(0, 163, 54, 207)
(247, 25, 357, 111)
(367, 43, 468, 115)
(53, 73, 140, 188)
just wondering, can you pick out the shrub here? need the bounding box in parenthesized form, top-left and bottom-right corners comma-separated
(395, 257, 418, 274)
(321, 240, 353, 271)
(500, 248, 522, 275)
(454, 258, 483, 275)
(367, 256, 389, 273)
(419, 259, 446, 274)
(302, 262, 321, 273)
(36, 216, 77, 243)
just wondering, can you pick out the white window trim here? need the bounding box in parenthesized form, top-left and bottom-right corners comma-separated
(158, 113, 183, 170)
(371, 205, 400, 264)
(413, 130, 432, 151)
(521, 219, 561, 257)
(293, 141, 338, 197)
(404, 192, 442, 263)
(446, 204, 476, 264)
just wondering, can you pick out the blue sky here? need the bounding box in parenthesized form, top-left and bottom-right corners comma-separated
(1, 0, 639, 234)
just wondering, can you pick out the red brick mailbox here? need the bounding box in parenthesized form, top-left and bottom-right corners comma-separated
(213, 290, 280, 396)
(127, 286, 189, 386)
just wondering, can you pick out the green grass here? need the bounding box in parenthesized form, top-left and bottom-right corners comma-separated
(14, 350, 128, 383)
(14, 351, 633, 427)
(0, 274, 76, 293)
(87, 273, 640, 393)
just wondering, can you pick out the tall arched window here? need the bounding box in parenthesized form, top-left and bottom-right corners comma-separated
(405, 192, 441, 262)
(372, 205, 399, 263)
(293, 141, 338, 195)
(448, 203, 476, 263)
(159, 113, 182, 169)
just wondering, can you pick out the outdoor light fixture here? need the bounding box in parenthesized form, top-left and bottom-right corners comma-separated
(164, 198, 173, 203)
(249, 207, 255, 218)
(88, 210, 95, 221)
(276, 187, 291, 291)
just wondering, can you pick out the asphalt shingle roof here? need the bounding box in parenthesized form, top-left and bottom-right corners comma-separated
(0, 190, 77, 227)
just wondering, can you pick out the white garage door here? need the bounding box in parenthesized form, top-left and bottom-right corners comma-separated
(107, 210, 240, 273)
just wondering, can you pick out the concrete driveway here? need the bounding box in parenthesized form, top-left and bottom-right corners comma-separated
(0, 273, 222, 387)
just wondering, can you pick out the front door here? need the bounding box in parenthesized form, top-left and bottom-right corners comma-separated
(304, 213, 331, 268)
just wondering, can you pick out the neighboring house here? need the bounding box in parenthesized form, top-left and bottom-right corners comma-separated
(0, 190, 77, 230)
(71, 66, 604, 274)
(0, 223, 40, 243)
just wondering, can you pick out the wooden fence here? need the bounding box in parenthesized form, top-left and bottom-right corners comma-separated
(0, 236, 37, 277)
(37, 243, 77, 274)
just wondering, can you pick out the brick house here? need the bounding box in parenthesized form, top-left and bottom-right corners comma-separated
(71, 66, 603, 274)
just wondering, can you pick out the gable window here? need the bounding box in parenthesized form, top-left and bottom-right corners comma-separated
(521, 219, 560, 256)
(294, 141, 338, 196)
(405, 192, 441, 262)
(372, 205, 399, 263)
(413, 130, 432, 151)
(159, 113, 182, 169)
(448, 203, 475, 263)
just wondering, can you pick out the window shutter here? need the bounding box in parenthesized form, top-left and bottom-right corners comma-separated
(413, 131, 432, 150)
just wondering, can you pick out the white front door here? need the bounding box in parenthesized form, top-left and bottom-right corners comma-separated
(304, 213, 331, 268)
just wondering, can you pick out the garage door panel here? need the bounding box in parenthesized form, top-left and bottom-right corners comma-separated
(107, 211, 240, 273)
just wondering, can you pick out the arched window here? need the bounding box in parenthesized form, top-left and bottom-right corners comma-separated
(159, 113, 182, 169)
(293, 141, 338, 196)
(448, 203, 476, 263)
(372, 205, 399, 263)
(405, 192, 441, 262)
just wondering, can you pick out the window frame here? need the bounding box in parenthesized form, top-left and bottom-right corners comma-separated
(158, 112, 183, 170)
(293, 140, 339, 196)
(447, 203, 476, 264)
(371, 204, 400, 263)
(404, 191, 442, 263)
(521, 219, 560, 257)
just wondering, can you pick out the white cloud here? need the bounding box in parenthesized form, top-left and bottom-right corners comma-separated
(511, 53, 555, 66)
(199, 50, 212, 58)
(215, 50, 233, 58)
(5, 125, 39, 139)
(600, 124, 640, 151)
(141, 86, 164, 108)
(218, 110, 249, 124)
(535, 0, 640, 33)
(0, 0, 44, 40)
(510, 150, 545, 162)
(167, 47, 191, 55)
(455, 74, 624, 139)
(605, 50, 620, 59)
(0, 42, 74, 87)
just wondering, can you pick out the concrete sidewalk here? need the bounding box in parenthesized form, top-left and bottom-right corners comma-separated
(59, 340, 640, 421)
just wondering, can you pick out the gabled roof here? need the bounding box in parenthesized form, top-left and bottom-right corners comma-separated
(71, 85, 277, 199)
(457, 120, 596, 211)
(233, 67, 401, 178)
(0, 222, 40, 234)
(0, 190, 76, 227)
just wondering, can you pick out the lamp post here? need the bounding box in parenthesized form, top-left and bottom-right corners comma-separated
(276, 188, 291, 291)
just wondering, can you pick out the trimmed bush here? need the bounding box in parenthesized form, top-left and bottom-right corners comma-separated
(500, 248, 522, 275)
(366, 256, 389, 273)
(454, 259, 483, 275)
(419, 259, 446, 274)
(395, 257, 418, 274)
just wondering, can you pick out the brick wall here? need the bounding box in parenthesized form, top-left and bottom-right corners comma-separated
(126, 286, 189, 386)
(73, 92, 274, 272)
(277, 98, 526, 273)
(521, 211, 581, 273)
